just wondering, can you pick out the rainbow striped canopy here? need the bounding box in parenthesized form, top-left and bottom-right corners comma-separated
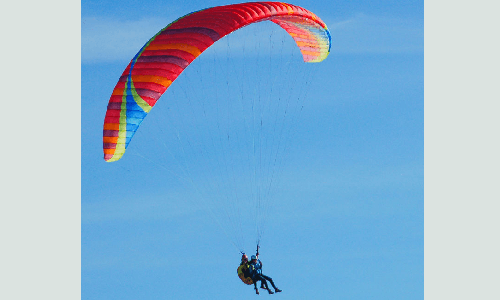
(103, 2, 331, 162)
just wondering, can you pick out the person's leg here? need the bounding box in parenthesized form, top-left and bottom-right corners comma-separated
(261, 279, 269, 290)
(253, 280, 259, 294)
(260, 279, 266, 289)
(261, 274, 281, 292)
(261, 274, 276, 289)
(257, 275, 273, 294)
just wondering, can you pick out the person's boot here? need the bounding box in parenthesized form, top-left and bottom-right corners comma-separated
(255, 288, 259, 295)
(275, 288, 282, 293)
(267, 289, 274, 294)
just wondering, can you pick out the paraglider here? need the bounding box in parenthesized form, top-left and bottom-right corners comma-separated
(103, 1, 330, 290)
(251, 247, 281, 294)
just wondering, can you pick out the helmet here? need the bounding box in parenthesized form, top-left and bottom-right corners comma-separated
(251, 255, 257, 260)
(241, 254, 248, 261)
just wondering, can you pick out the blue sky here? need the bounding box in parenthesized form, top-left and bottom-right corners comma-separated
(80, 1, 423, 299)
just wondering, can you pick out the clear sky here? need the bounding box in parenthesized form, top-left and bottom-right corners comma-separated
(81, 1, 423, 299)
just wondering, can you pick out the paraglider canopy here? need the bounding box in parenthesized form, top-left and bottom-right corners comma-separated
(103, 2, 331, 162)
